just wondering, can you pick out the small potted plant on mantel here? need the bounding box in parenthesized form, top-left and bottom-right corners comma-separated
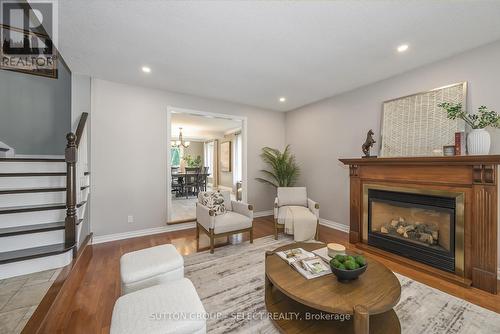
(438, 102, 500, 155)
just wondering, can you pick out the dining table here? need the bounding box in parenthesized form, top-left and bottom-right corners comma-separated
(172, 172, 211, 178)
(171, 172, 211, 198)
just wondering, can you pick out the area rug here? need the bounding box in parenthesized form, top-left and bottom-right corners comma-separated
(184, 235, 500, 334)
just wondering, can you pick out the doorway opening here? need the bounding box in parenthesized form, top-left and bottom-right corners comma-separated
(166, 107, 247, 224)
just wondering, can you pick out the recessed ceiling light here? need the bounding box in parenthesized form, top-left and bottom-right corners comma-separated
(397, 44, 409, 53)
(142, 66, 151, 73)
(279, 97, 286, 102)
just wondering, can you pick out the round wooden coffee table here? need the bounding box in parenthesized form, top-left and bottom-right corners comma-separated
(265, 242, 401, 334)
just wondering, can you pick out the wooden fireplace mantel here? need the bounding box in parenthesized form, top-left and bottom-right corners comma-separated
(340, 155, 500, 294)
(340, 154, 500, 166)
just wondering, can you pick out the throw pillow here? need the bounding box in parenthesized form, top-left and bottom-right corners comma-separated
(198, 191, 226, 216)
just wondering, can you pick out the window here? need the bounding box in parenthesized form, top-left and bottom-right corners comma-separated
(233, 133, 243, 184)
(171, 147, 181, 167)
(204, 141, 214, 175)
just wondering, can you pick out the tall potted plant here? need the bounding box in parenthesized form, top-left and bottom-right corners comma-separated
(256, 145, 300, 187)
(438, 102, 500, 155)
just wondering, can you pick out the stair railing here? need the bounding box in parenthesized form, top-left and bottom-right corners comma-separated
(65, 112, 89, 253)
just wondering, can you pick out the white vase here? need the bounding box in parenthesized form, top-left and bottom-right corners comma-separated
(467, 128, 490, 155)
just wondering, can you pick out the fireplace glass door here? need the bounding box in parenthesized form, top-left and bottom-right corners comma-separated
(368, 189, 456, 272)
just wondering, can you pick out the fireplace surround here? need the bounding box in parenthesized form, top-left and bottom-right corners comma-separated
(340, 155, 500, 294)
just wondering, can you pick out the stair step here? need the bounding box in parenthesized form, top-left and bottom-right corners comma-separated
(0, 222, 64, 236)
(0, 158, 65, 162)
(0, 243, 74, 264)
(0, 187, 66, 194)
(0, 219, 83, 237)
(0, 190, 66, 207)
(0, 172, 67, 177)
(0, 219, 83, 238)
(0, 201, 86, 215)
(0, 175, 66, 189)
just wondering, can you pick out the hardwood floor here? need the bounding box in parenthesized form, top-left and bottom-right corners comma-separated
(24, 216, 499, 333)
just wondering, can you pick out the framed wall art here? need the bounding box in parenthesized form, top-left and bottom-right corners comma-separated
(380, 82, 467, 157)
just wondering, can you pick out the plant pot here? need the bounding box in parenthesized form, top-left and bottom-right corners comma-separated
(330, 263, 367, 282)
(467, 128, 491, 155)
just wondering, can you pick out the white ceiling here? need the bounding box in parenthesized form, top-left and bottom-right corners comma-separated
(171, 112, 241, 141)
(59, 0, 500, 111)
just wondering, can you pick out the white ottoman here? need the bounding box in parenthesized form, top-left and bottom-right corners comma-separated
(111, 278, 206, 334)
(120, 244, 184, 295)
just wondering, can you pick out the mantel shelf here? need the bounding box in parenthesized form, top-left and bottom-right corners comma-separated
(339, 155, 500, 166)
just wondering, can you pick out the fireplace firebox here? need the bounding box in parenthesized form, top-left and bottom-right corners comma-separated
(367, 189, 457, 272)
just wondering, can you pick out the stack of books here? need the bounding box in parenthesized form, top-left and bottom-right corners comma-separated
(276, 248, 331, 279)
(455, 131, 466, 155)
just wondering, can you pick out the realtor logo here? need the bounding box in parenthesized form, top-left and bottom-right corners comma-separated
(0, 0, 58, 78)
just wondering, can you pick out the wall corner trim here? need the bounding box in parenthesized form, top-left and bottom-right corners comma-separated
(254, 210, 274, 218)
(92, 223, 196, 244)
(319, 218, 350, 233)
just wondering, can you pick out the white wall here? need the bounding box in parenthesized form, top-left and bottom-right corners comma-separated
(286, 40, 500, 228)
(71, 74, 91, 130)
(286, 41, 500, 273)
(91, 79, 285, 237)
(71, 74, 92, 239)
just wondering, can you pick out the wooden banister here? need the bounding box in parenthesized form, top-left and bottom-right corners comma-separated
(75, 112, 88, 148)
(65, 112, 89, 255)
(64, 133, 77, 249)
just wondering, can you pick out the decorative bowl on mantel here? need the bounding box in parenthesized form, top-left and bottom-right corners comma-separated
(329, 254, 368, 282)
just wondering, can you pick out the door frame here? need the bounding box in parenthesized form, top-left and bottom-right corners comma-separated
(166, 106, 248, 222)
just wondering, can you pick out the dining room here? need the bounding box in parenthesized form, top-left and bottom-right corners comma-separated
(168, 110, 245, 223)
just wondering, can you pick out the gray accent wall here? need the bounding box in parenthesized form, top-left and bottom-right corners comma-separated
(285, 40, 500, 229)
(0, 64, 71, 155)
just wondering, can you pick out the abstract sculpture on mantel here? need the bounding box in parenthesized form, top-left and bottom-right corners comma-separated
(362, 129, 377, 158)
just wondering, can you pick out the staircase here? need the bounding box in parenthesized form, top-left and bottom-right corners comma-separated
(0, 113, 90, 279)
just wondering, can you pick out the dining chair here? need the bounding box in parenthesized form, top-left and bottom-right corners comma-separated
(184, 168, 200, 198)
(197, 167, 209, 192)
(171, 171, 184, 197)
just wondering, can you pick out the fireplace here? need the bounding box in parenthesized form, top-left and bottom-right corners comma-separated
(340, 156, 500, 294)
(362, 184, 464, 276)
(367, 188, 459, 272)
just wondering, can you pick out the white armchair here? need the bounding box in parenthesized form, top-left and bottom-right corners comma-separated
(196, 190, 254, 253)
(274, 187, 319, 241)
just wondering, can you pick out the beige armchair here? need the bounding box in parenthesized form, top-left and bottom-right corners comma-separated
(274, 187, 319, 241)
(196, 191, 254, 253)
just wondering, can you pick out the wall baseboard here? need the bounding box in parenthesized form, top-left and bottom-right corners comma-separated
(93, 211, 275, 244)
(319, 218, 349, 233)
(254, 210, 273, 218)
(217, 185, 233, 192)
(92, 223, 196, 245)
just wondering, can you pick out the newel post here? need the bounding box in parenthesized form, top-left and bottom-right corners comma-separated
(65, 132, 77, 249)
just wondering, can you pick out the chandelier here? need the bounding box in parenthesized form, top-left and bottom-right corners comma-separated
(172, 127, 190, 148)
